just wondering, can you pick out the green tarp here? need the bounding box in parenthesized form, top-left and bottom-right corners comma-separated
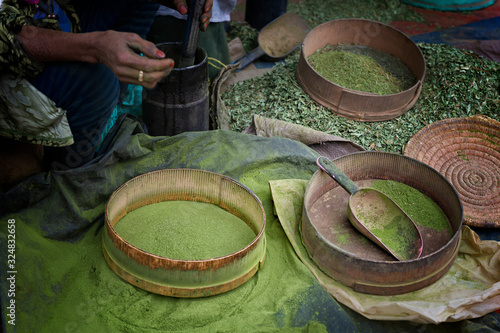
(1, 117, 499, 332)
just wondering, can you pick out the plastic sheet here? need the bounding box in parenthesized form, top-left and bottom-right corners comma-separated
(1, 117, 499, 332)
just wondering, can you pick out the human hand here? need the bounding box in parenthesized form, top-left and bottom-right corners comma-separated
(94, 30, 174, 89)
(157, 0, 213, 30)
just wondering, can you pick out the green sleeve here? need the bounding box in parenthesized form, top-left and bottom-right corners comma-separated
(0, 0, 80, 77)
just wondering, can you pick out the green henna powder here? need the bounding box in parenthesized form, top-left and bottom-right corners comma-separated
(370, 180, 451, 233)
(352, 190, 421, 260)
(307, 45, 408, 95)
(114, 200, 256, 260)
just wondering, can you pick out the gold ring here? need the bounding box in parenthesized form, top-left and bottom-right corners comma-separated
(138, 70, 144, 82)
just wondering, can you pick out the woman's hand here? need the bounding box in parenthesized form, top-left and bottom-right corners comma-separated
(18, 26, 175, 89)
(93, 30, 174, 89)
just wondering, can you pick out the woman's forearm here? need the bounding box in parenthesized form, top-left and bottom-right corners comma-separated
(17, 25, 100, 64)
(17, 25, 175, 89)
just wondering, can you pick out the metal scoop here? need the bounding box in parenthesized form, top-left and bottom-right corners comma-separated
(234, 13, 310, 70)
(317, 156, 423, 261)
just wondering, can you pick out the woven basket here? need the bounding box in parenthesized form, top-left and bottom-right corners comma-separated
(404, 115, 500, 228)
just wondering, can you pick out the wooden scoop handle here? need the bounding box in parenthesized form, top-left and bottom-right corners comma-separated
(178, 0, 205, 68)
(317, 156, 359, 195)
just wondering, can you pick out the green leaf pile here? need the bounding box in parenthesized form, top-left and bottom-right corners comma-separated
(222, 44, 500, 153)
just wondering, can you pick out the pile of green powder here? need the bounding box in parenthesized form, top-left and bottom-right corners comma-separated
(370, 180, 451, 233)
(307, 45, 406, 95)
(114, 200, 256, 260)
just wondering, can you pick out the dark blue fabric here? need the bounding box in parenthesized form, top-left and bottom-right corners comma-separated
(402, 0, 496, 11)
(72, 0, 159, 37)
(28, 0, 159, 170)
(29, 62, 121, 169)
(412, 17, 500, 45)
(34, 1, 72, 32)
(472, 227, 500, 241)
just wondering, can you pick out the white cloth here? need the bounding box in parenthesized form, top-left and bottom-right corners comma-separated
(156, 0, 236, 23)
(0, 74, 73, 147)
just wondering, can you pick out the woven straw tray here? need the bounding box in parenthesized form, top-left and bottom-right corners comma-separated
(404, 115, 500, 228)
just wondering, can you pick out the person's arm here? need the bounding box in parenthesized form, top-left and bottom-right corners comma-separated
(17, 26, 174, 89)
(4, 0, 213, 88)
(0, 0, 46, 77)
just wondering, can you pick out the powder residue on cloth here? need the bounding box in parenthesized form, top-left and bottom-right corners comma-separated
(30, 219, 329, 332)
(4, 129, 333, 333)
(114, 200, 256, 260)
